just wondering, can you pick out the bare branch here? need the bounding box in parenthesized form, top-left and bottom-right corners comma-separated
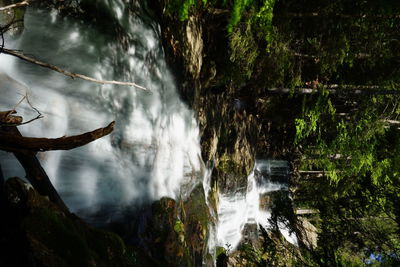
(0, 95, 43, 126)
(12, 95, 26, 111)
(0, 0, 32, 11)
(2, 48, 148, 90)
(14, 113, 43, 126)
(0, 121, 115, 152)
(19, 92, 44, 125)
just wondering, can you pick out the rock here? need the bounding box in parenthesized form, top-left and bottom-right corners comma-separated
(184, 15, 203, 80)
(150, 0, 259, 194)
(297, 217, 318, 249)
(139, 184, 210, 266)
(0, 177, 149, 267)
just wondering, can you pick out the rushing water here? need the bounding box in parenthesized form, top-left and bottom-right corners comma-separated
(0, 1, 202, 219)
(215, 160, 298, 251)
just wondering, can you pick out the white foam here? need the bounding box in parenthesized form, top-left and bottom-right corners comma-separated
(215, 160, 298, 251)
(0, 2, 203, 216)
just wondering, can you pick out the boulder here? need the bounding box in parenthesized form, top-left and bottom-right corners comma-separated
(0, 177, 150, 267)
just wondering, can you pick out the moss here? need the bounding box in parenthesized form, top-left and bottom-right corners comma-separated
(18, 202, 141, 266)
(22, 208, 92, 267)
(217, 153, 240, 175)
(216, 246, 226, 258)
(174, 219, 185, 234)
(183, 184, 209, 228)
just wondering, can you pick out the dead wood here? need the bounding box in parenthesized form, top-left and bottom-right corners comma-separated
(0, 107, 115, 211)
(2, 48, 147, 90)
(0, 110, 23, 125)
(0, 121, 115, 152)
(0, 0, 32, 11)
(1, 125, 69, 212)
(0, 108, 42, 126)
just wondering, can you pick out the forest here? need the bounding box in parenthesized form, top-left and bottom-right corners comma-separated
(0, 0, 399, 266)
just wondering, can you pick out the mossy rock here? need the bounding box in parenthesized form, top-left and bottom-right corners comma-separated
(0, 177, 149, 267)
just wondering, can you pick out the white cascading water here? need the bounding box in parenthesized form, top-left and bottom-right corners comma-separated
(215, 160, 298, 251)
(0, 1, 202, 219)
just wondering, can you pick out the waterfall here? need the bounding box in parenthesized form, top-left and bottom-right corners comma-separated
(1, 3, 299, 264)
(215, 160, 298, 251)
(0, 1, 202, 220)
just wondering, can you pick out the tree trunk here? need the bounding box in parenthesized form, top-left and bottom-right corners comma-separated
(266, 87, 400, 95)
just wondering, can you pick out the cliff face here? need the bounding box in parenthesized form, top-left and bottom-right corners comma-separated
(149, 1, 259, 194)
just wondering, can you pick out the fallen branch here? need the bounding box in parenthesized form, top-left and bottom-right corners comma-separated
(0, 121, 115, 152)
(0, 0, 32, 11)
(2, 48, 148, 90)
(1, 125, 69, 212)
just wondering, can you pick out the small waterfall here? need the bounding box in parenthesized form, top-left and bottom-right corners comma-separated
(215, 160, 298, 251)
(0, 1, 203, 220)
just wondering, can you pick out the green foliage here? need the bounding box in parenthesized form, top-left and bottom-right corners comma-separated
(334, 247, 366, 267)
(167, 0, 208, 21)
(253, 0, 276, 47)
(174, 219, 185, 233)
(295, 94, 400, 263)
(294, 89, 335, 145)
(229, 21, 258, 79)
(215, 246, 227, 257)
(227, 0, 253, 32)
(180, 0, 196, 20)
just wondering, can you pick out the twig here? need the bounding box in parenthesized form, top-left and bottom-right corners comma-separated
(12, 95, 26, 111)
(22, 92, 43, 125)
(15, 113, 43, 126)
(0, 94, 43, 126)
(0, 0, 32, 11)
(2, 48, 148, 90)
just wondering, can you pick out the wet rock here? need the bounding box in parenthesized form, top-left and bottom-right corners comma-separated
(140, 185, 210, 267)
(150, 0, 259, 194)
